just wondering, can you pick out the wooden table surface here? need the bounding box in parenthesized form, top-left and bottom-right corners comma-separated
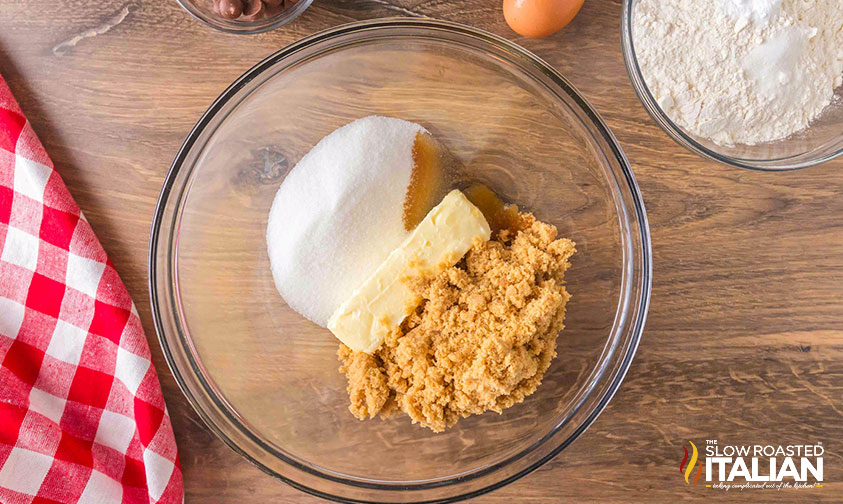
(2, 0, 842, 502)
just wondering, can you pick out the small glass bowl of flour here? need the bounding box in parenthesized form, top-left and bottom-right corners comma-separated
(622, 0, 843, 170)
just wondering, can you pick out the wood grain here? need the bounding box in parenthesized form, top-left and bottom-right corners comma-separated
(1, 0, 841, 502)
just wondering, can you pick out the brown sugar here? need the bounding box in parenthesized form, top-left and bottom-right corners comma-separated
(338, 213, 576, 432)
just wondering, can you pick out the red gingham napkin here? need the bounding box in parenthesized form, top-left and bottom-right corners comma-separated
(0, 75, 183, 502)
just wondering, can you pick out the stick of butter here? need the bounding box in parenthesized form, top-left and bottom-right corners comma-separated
(328, 190, 491, 353)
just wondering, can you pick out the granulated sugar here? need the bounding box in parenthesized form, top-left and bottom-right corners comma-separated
(633, 0, 843, 146)
(267, 116, 424, 326)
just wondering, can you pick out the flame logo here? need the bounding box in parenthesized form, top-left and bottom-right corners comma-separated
(679, 441, 703, 486)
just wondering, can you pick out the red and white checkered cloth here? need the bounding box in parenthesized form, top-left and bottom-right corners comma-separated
(0, 75, 183, 502)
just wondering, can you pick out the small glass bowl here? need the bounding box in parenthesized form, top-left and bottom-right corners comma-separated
(621, 0, 843, 171)
(150, 18, 651, 503)
(176, 0, 312, 34)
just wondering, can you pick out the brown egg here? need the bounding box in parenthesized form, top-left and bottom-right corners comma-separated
(503, 0, 585, 38)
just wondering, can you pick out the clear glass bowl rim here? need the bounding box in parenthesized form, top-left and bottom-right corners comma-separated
(175, 0, 313, 34)
(620, 0, 843, 171)
(149, 17, 652, 503)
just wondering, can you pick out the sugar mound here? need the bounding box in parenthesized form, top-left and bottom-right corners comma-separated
(267, 116, 425, 326)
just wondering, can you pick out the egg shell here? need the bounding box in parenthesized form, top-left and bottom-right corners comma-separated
(503, 0, 585, 38)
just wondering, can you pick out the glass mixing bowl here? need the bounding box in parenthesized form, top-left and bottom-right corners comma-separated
(150, 18, 651, 503)
(621, 0, 843, 171)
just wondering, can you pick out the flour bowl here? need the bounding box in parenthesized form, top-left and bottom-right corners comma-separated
(621, 0, 843, 171)
(150, 19, 651, 502)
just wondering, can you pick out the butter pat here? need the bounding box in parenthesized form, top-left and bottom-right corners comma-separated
(328, 190, 491, 353)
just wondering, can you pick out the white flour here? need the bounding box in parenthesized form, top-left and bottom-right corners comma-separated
(633, 0, 843, 146)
